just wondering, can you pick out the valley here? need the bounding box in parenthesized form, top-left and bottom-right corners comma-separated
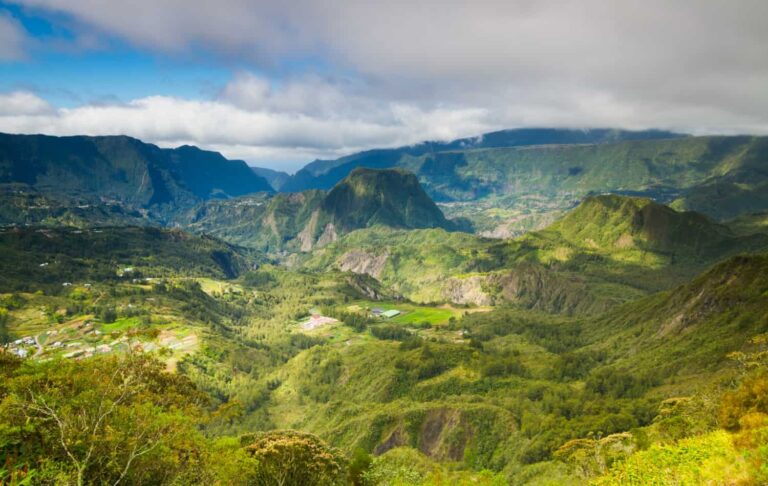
(1, 129, 768, 484)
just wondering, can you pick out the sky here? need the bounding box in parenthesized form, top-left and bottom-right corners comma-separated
(0, 1, 767, 172)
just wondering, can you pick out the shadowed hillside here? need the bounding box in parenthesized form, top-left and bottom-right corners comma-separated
(0, 133, 273, 224)
(282, 128, 685, 192)
(280, 132, 768, 237)
(0, 226, 256, 291)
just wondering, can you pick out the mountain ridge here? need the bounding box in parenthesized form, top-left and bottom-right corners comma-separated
(284, 128, 687, 191)
(0, 132, 273, 217)
(277, 131, 768, 237)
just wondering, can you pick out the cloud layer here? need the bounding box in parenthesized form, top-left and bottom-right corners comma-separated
(2, 0, 768, 170)
(0, 78, 494, 170)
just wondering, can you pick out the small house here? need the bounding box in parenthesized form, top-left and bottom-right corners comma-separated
(382, 309, 401, 318)
(301, 314, 338, 330)
(371, 307, 384, 316)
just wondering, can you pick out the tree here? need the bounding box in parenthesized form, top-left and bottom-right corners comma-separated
(348, 448, 372, 485)
(242, 430, 347, 486)
(0, 353, 209, 485)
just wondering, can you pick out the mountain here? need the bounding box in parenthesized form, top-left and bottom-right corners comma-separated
(165, 145, 273, 198)
(302, 194, 768, 313)
(319, 167, 453, 233)
(669, 136, 768, 219)
(282, 128, 685, 192)
(542, 194, 738, 259)
(0, 133, 273, 224)
(184, 168, 456, 253)
(280, 132, 768, 238)
(244, 249, 768, 483)
(581, 252, 768, 376)
(6, 130, 768, 241)
(4, 179, 768, 483)
(250, 166, 290, 191)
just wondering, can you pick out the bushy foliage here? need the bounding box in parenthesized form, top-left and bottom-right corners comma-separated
(0, 353, 209, 485)
(370, 324, 412, 341)
(241, 430, 347, 486)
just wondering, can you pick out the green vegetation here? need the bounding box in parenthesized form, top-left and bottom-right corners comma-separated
(0, 353, 351, 485)
(0, 226, 256, 292)
(282, 128, 685, 193)
(0, 133, 272, 226)
(184, 167, 458, 254)
(302, 195, 768, 315)
(2, 157, 768, 484)
(5, 131, 768, 255)
(280, 132, 768, 235)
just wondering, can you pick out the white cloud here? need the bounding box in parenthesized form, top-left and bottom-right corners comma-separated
(7, 0, 768, 139)
(0, 84, 495, 171)
(0, 91, 53, 115)
(0, 12, 26, 60)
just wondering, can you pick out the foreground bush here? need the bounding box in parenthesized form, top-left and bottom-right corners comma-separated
(0, 353, 209, 485)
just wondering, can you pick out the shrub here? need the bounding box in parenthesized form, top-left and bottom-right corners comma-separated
(242, 430, 347, 485)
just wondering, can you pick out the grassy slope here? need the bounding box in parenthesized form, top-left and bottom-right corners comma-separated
(302, 195, 768, 315)
(580, 253, 768, 380)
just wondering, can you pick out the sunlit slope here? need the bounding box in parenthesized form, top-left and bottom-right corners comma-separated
(302, 195, 768, 314)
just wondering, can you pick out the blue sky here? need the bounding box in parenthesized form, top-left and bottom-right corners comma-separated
(0, 2, 232, 105)
(0, 0, 766, 172)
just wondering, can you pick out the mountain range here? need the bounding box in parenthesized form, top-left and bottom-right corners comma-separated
(3, 129, 768, 243)
(302, 194, 768, 313)
(280, 128, 686, 192)
(281, 132, 768, 237)
(0, 133, 273, 222)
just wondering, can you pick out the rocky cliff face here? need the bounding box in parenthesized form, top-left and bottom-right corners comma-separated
(338, 250, 389, 279)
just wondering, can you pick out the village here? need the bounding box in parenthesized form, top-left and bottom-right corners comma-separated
(3, 315, 198, 363)
(299, 305, 402, 331)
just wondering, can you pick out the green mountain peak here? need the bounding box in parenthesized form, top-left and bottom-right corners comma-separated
(546, 194, 733, 256)
(319, 167, 453, 233)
